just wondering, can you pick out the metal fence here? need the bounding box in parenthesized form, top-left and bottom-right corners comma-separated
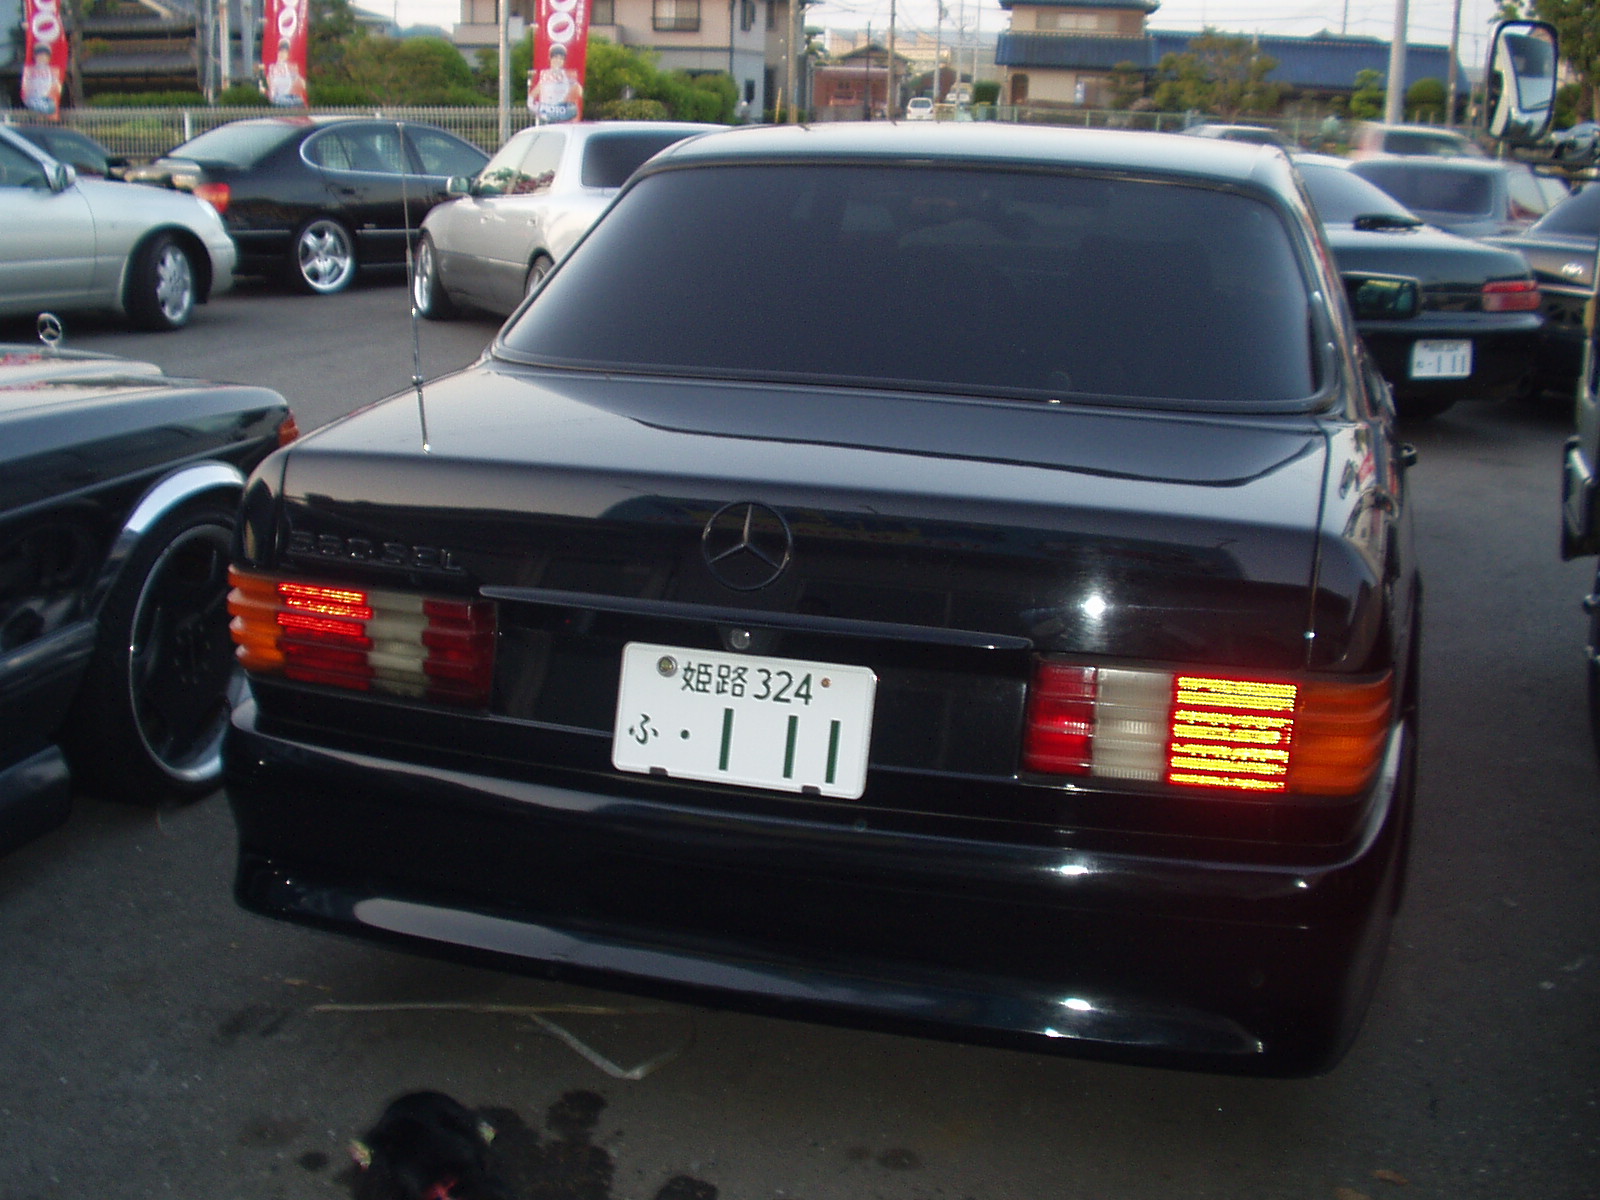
(5, 104, 1348, 163)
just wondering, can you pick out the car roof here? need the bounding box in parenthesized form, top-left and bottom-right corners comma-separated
(644, 123, 1298, 193)
(1354, 155, 1513, 174)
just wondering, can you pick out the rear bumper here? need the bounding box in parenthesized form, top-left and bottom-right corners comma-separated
(226, 699, 1411, 1077)
(1359, 313, 1541, 403)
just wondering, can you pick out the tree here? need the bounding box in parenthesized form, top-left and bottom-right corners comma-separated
(1107, 60, 1145, 110)
(1532, 0, 1600, 122)
(1150, 30, 1281, 118)
(1406, 76, 1448, 122)
(341, 35, 484, 105)
(1349, 67, 1385, 120)
(309, 0, 363, 81)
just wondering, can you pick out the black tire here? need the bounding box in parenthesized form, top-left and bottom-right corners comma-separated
(125, 233, 197, 331)
(62, 498, 243, 806)
(413, 235, 456, 320)
(525, 254, 554, 299)
(289, 216, 357, 295)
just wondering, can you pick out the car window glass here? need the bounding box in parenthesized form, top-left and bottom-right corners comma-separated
(476, 131, 538, 195)
(406, 127, 486, 177)
(166, 122, 294, 167)
(0, 140, 48, 188)
(1532, 182, 1600, 236)
(1297, 162, 1414, 224)
(580, 131, 701, 188)
(518, 133, 565, 194)
(1383, 130, 1471, 156)
(503, 164, 1317, 409)
(1356, 164, 1493, 217)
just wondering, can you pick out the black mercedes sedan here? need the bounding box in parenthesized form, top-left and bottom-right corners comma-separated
(1, 325, 295, 856)
(1486, 181, 1600, 400)
(1296, 154, 1543, 420)
(128, 117, 488, 295)
(224, 125, 1421, 1077)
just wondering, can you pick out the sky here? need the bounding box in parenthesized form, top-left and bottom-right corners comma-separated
(389, 0, 1503, 70)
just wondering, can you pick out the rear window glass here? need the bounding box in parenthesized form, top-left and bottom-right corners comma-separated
(1530, 182, 1600, 237)
(500, 163, 1317, 409)
(580, 131, 704, 188)
(164, 122, 299, 167)
(1298, 161, 1415, 225)
(1354, 162, 1494, 217)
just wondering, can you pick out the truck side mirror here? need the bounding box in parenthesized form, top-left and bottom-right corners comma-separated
(1486, 20, 1558, 146)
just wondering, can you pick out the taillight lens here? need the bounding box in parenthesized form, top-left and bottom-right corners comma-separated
(1482, 279, 1542, 312)
(1023, 659, 1391, 797)
(276, 411, 301, 447)
(228, 569, 496, 708)
(194, 181, 230, 214)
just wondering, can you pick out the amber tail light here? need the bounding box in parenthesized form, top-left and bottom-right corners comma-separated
(227, 568, 496, 708)
(1022, 659, 1391, 797)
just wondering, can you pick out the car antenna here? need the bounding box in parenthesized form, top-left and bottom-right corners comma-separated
(397, 120, 431, 453)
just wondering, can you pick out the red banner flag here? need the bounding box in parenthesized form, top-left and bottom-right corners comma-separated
(262, 0, 310, 107)
(21, 0, 67, 118)
(528, 0, 590, 123)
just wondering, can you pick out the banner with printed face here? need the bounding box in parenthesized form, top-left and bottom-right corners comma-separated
(21, 0, 67, 118)
(262, 0, 310, 107)
(527, 0, 589, 123)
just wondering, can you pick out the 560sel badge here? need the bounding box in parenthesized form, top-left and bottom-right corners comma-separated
(286, 529, 465, 573)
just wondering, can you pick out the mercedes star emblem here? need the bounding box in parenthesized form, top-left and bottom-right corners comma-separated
(701, 501, 793, 591)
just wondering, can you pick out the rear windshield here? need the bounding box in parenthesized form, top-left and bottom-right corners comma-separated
(1298, 161, 1415, 225)
(1354, 162, 1493, 217)
(500, 163, 1318, 408)
(164, 122, 298, 167)
(1530, 181, 1600, 237)
(580, 131, 704, 188)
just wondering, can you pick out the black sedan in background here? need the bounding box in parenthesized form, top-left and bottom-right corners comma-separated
(1487, 181, 1600, 400)
(0, 329, 295, 856)
(9, 125, 130, 178)
(225, 124, 1420, 1077)
(128, 117, 488, 295)
(1297, 154, 1543, 420)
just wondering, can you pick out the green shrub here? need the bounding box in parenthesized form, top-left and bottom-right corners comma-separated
(598, 97, 672, 120)
(89, 90, 208, 107)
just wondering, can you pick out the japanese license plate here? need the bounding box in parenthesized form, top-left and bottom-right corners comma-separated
(612, 642, 878, 799)
(1409, 339, 1472, 379)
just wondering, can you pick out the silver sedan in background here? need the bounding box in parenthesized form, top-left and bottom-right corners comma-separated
(412, 120, 720, 319)
(0, 125, 234, 331)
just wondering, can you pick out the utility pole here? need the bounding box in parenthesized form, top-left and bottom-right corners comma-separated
(1383, 0, 1408, 125)
(886, 0, 896, 117)
(498, 0, 511, 143)
(1446, 0, 1462, 126)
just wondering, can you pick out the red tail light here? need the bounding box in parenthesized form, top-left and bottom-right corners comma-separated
(1023, 659, 1391, 797)
(194, 181, 230, 214)
(228, 569, 496, 708)
(1482, 279, 1541, 312)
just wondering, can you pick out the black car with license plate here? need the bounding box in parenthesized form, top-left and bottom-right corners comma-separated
(224, 124, 1421, 1077)
(1296, 154, 1543, 420)
(128, 117, 488, 295)
(1, 327, 295, 856)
